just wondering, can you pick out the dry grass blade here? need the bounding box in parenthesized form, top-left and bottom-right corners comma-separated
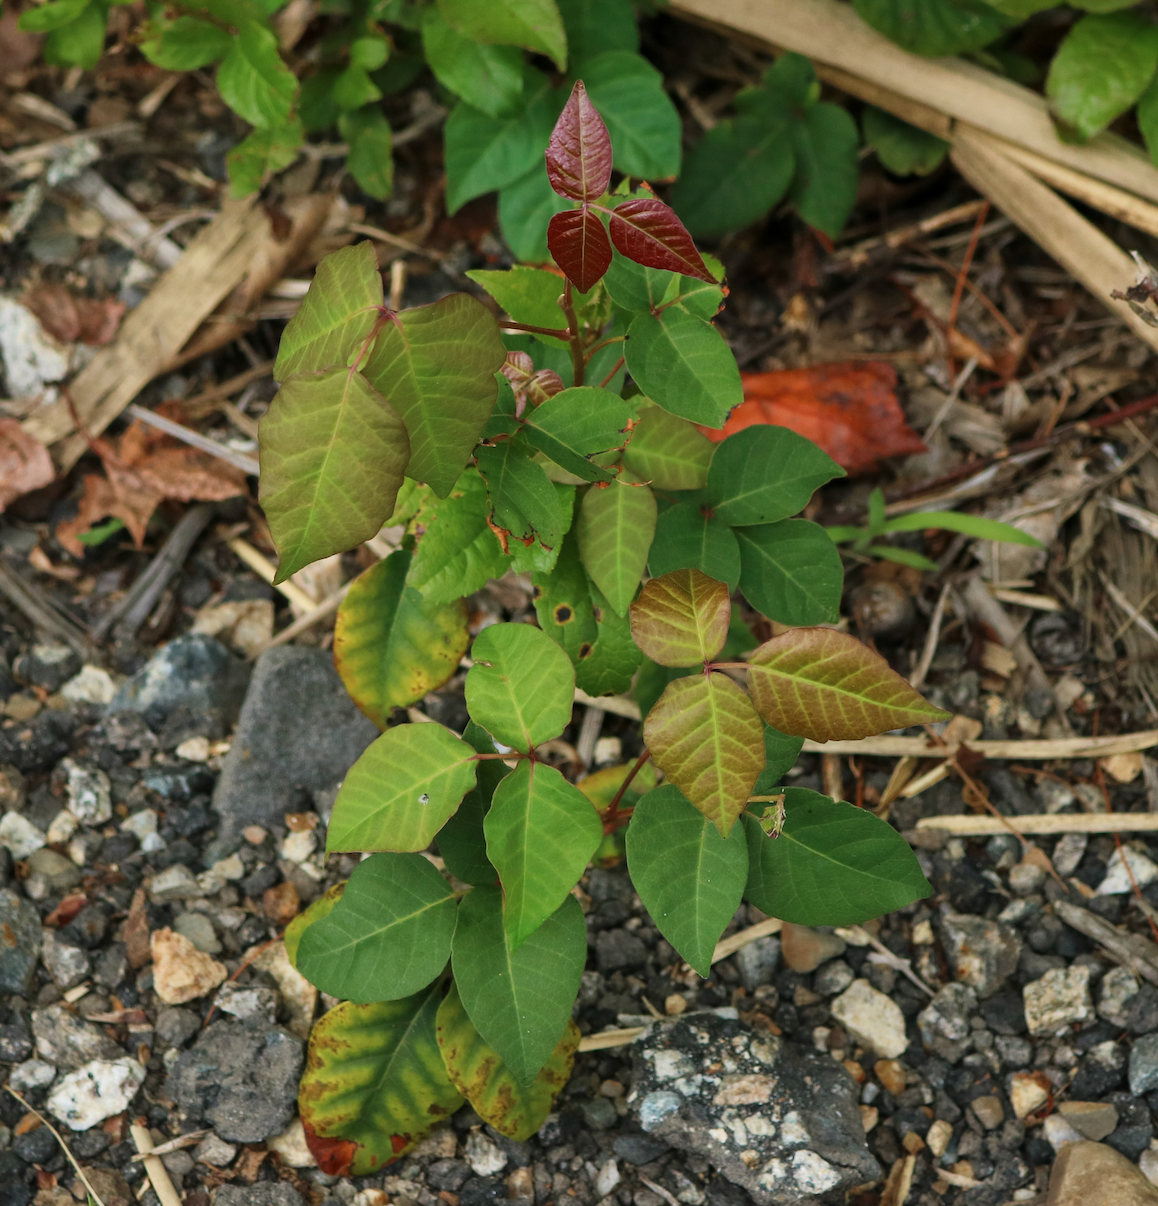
(915, 813, 1158, 835)
(126, 405, 259, 477)
(801, 730, 1158, 758)
(130, 1123, 183, 1206)
(4, 1087, 108, 1206)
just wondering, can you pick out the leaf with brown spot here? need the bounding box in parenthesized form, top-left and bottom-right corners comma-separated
(642, 672, 765, 837)
(0, 420, 54, 515)
(436, 981, 579, 1140)
(629, 568, 730, 668)
(746, 627, 949, 742)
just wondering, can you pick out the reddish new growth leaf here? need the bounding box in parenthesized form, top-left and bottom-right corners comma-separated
(608, 198, 715, 284)
(547, 207, 612, 294)
(0, 420, 53, 513)
(502, 353, 565, 413)
(545, 81, 613, 202)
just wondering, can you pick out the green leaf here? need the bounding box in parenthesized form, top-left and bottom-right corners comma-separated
(582, 51, 681, 180)
(743, 788, 932, 925)
(707, 426, 844, 527)
(644, 672, 766, 837)
(340, 105, 395, 199)
(452, 886, 587, 1085)
(437, 982, 579, 1141)
(466, 266, 569, 349)
(499, 168, 571, 263)
(140, 15, 232, 69)
(326, 722, 478, 852)
(533, 533, 598, 664)
(735, 519, 844, 626)
(438, 0, 567, 70)
(752, 726, 804, 794)
(227, 118, 305, 197)
(574, 578, 644, 696)
(576, 760, 657, 810)
(789, 103, 859, 238)
(259, 368, 410, 582)
(521, 387, 635, 483)
(1047, 13, 1158, 141)
(43, 2, 106, 68)
(626, 784, 749, 975)
(408, 468, 509, 604)
(867, 546, 941, 572)
(882, 508, 1045, 546)
(603, 254, 725, 321)
(670, 111, 794, 239)
(350, 34, 390, 69)
(334, 551, 469, 729)
(362, 294, 506, 497)
(217, 22, 297, 129)
(423, 6, 524, 117)
(649, 502, 741, 590)
(621, 406, 714, 490)
(477, 441, 568, 549)
(465, 622, 575, 752)
(275, 243, 382, 382)
(334, 64, 384, 110)
(300, 68, 343, 132)
(575, 480, 656, 616)
(746, 626, 949, 742)
(625, 306, 742, 429)
(556, 0, 638, 61)
(510, 483, 577, 576)
(485, 760, 602, 948)
(852, 0, 1011, 56)
(629, 567, 730, 667)
(1138, 73, 1158, 166)
(297, 853, 456, 1003)
(862, 106, 949, 177)
(19, 0, 90, 33)
(299, 986, 463, 1173)
(445, 66, 561, 214)
(285, 882, 345, 969)
(437, 724, 507, 886)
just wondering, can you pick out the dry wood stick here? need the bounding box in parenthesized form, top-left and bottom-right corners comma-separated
(914, 813, 1158, 835)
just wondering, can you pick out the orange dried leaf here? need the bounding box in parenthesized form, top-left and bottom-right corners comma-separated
(706, 363, 926, 476)
(630, 568, 730, 668)
(747, 628, 949, 742)
(0, 420, 54, 513)
(22, 283, 125, 347)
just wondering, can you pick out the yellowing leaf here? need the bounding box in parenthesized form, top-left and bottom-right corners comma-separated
(642, 672, 765, 836)
(629, 568, 730, 667)
(746, 627, 949, 742)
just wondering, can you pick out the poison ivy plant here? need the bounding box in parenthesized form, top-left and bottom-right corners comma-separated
(268, 81, 946, 1169)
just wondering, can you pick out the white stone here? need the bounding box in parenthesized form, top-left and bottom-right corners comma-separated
(911, 920, 934, 945)
(926, 1119, 952, 1157)
(1099, 966, 1141, 1027)
(0, 297, 71, 396)
(175, 736, 211, 762)
(197, 853, 245, 895)
(1140, 1148, 1158, 1188)
(1097, 847, 1158, 895)
(122, 808, 164, 853)
(1024, 966, 1093, 1036)
(46, 810, 78, 845)
(46, 1056, 145, 1130)
(0, 811, 46, 859)
(280, 830, 317, 863)
(173, 912, 221, 955)
(790, 1151, 842, 1195)
(194, 1134, 237, 1167)
(595, 1160, 620, 1198)
(1010, 1071, 1050, 1119)
(10, 1059, 56, 1091)
(61, 759, 112, 825)
(1042, 1112, 1085, 1152)
(269, 1118, 316, 1168)
(830, 978, 908, 1058)
(465, 1130, 507, 1176)
(1053, 832, 1088, 877)
(61, 666, 117, 706)
(150, 864, 203, 900)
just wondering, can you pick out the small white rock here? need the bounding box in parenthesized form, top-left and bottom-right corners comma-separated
(1098, 966, 1140, 1028)
(1042, 1112, 1085, 1153)
(1053, 832, 1088, 877)
(1140, 1148, 1158, 1188)
(595, 1159, 620, 1198)
(122, 808, 164, 853)
(11, 1059, 56, 1091)
(268, 1118, 316, 1168)
(830, 978, 908, 1058)
(150, 864, 203, 901)
(61, 759, 112, 825)
(1024, 966, 1093, 1036)
(46, 1057, 145, 1130)
(194, 1134, 237, 1167)
(46, 810, 78, 845)
(60, 666, 117, 706)
(280, 829, 317, 864)
(465, 1130, 507, 1176)
(175, 736, 211, 762)
(1097, 846, 1158, 895)
(0, 812, 46, 859)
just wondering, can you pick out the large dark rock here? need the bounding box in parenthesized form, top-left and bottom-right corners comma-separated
(0, 890, 40, 995)
(165, 1019, 303, 1143)
(216, 1186, 304, 1206)
(629, 1013, 878, 1205)
(211, 646, 378, 838)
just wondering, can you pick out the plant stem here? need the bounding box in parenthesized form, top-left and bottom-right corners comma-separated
(603, 748, 651, 832)
(585, 335, 625, 360)
(498, 321, 572, 340)
(598, 356, 626, 389)
(472, 752, 522, 760)
(562, 279, 585, 387)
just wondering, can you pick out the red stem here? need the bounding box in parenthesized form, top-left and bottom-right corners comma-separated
(499, 321, 572, 340)
(598, 356, 626, 389)
(562, 279, 585, 387)
(603, 749, 651, 832)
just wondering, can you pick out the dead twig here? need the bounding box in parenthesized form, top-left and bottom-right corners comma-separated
(0, 559, 93, 661)
(4, 1087, 108, 1206)
(915, 813, 1158, 835)
(130, 1123, 184, 1206)
(126, 404, 259, 477)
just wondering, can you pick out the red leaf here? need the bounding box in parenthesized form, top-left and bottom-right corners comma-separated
(545, 80, 612, 202)
(0, 420, 54, 514)
(700, 362, 927, 476)
(547, 207, 612, 293)
(608, 198, 715, 284)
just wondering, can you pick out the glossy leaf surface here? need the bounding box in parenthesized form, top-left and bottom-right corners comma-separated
(629, 568, 731, 667)
(626, 784, 749, 975)
(499, 168, 570, 263)
(609, 199, 714, 283)
(521, 387, 634, 482)
(547, 207, 613, 294)
(707, 426, 844, 527)
(485, 761, 602, 949)
(438, 724, 507, 886)
(643, 673, 765, 837)
(297, 853, 456, 1003)
(438, 0, 567, 70)
(744, 789, 932, 924)
(546, 80, 613, 201)
(466, 622, 575, 752)
(327, 723, 478, 852)
(335, 551, 469, 729)
(453, 887, 587, 1085)
(286, 882, 345, 969)
(752, 726, 805, 794)
(574, 579, 643, 697)
(300, 986, 462, 1174)
(363, 295, 505, 498)
(625, 307, 741, 428)
(575, 481, 656, 616)
(532, 534, 598, 664)
(735, 519, 844, 626)
(747, 627, 949, 742)
(622, 407, 714, 490)
(649, 503, 741, 590)
(583, 52, 682, 181)
(216, 22, 297, 129)
(437, 983, 580, 1141)
(260, 369, 409, 582)
(557, 0, 639, 59)
(467, 267, 568, 346)
(789, 103, 860, 238)
(477, 442, 569, 550)
(422, 7, 524, 117)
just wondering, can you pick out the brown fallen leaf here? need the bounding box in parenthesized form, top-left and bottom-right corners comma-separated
(0, 420, 54, 513)
(123, 886, 151, 969)
(22, 283, 125, 347)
